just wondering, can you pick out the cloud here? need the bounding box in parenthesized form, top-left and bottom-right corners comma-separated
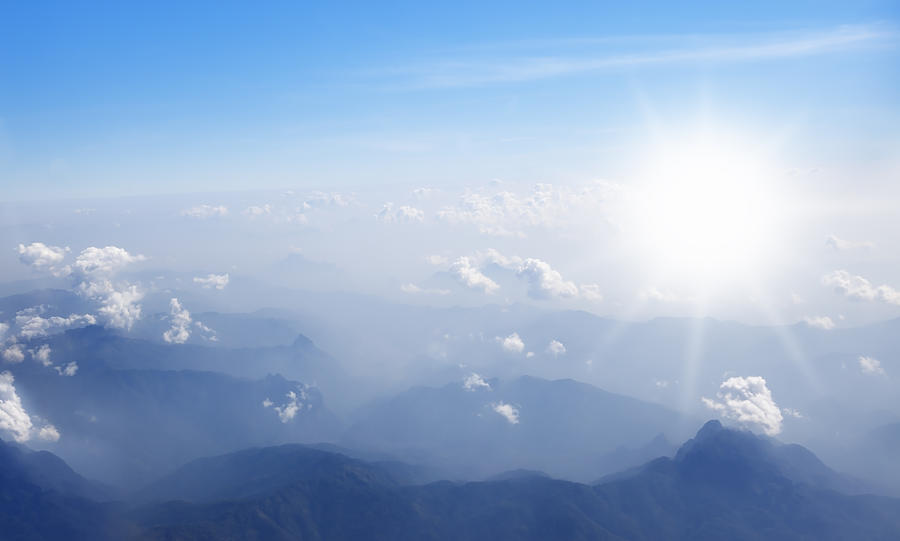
(162, 298, 192, 344)
(450, 256, 500, 294)
(639, 287, 679, 303)
(0, 323, 7, 341)
(516, 258, 578, 299)
(243, 204, 272, 216)
(376, 203, 425, 223)
(15, 312, 97, 339)
(181, 204, 228, 218)
(193, 273, 230, 290)
(74, 246, 146, 275)
(858, 356, 886, 376)
(826, 235, 874, 251)
(55, 362, 78, 377)
(491, 402, 520, 424)
(463, 373, 491, 391)
(0, 371, 59, 443)
(822, 270, 900, 305)
(546, 339, 566, 356)
(802, 315, 835, 330)
(580, 284, 603, 302)
(702, 376, 783, 436)
(2, 344, 25, 363)
(782, 407, 803, 419)
(400, 283, 450, 296)
(193, 321, 218, 342)
(426, 254, 449, 266)
(302, 191, 352, 209)
(437, 183, 611, 236)
(399, 26, 889, 88)
(30, 344, 52, 367)
(263, 385, 313, 423)
(17, 242, 69, 273)
(71, 246, 146, 330)
(496, 332, 525, 354)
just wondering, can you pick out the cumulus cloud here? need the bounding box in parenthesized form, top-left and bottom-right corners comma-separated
(496, 332, 525, 354)
(450, 256, 500, 294)
(437, 183, 611, 237)
(243, 204, 272, 216)
(0, 371, 59, 443)
(826, 235, 874, 251)
(263, 385, 313, 423)
(30, 344, 52, 367)
(400, 283, 451, 296)
(17, 242, 69, 274)
(702, 376, 783, 436)
(858, 356, 885, 376)
(2, 344, 25, 363)
(516, 258, 578, 299)
(546, 339, 567, 356)
(193, 321, 218, 342)
(71, 246, 146, 329)
(463, 373, 491, 391)
(639, 287, 679, 303)
(803, 315, 835, 330)
(55, 362, 78, 377)
(15, 312, 96, 339)
(376, 203, 425, 224)
(580, 284, 604, 302)
(181, 204, 228, 218)
(491, 402, 520, 424)
(193, 273, 230, 290)
(162, 298, 192, 344)
(302, 191, 352, 209)
(449, 249, 581, 299)
(822, 270, 900, 305)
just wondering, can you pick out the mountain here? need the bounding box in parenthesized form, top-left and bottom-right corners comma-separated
(344, 375, 690, 481)
(0, 439, 129, 541)
(10, 331, 343, 486)
(130, 421, 900, 540)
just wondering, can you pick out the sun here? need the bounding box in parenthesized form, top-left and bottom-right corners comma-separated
(630, 131, 783, 290)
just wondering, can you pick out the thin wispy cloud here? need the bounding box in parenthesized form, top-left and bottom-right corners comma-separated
(389, 25, 894, 88)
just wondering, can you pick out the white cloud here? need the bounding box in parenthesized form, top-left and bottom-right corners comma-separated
(822, 270, 900, 305)
(303, 191, 352, 209)
(74, 246, 146, 275)
(243, 204, 272, 216)
(702, 376, 783, 436)
(516, 258, 578, 299)
(437, 183, 611, 236)
(17, 242, 69, 273)
(802, 315, 835, 330)
(181, 204, 228, 218)
(263, 385, 313, 423)
(450, 256, 500, 294)
(55, 362, 78, 377)
(546, 339, 567, 356)
(30, 344, 52, 367)
(3, 344, 25, 364)
(162, 298, 192, 344)
(580, 284, 604, 302)
(193, 273, 230, 290)
(639, 287, 679, 303)
(0, 323, 7, 341)
(426, 254, 448, 266)
(491, 402, 520, 424)
(463, 373, 491, 391)
(376, 203, 425, 223)
(70, 246, 146, 330)
(37, 425, 60, 442)
(194, 321, 218, 342)
(858, 356, 886, 376)
(0, 371, 59, 443)
(497, 332, 525, 354)
(826, 235, 874, 251)
(782, 407, 803, 418)
(15, 313, 96, 339)
(400, 283, 450, 296)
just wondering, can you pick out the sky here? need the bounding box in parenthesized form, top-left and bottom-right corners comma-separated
(1, 1, 899, 325)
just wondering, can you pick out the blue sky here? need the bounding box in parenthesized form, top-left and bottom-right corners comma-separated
(1, 1, 898, 199)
